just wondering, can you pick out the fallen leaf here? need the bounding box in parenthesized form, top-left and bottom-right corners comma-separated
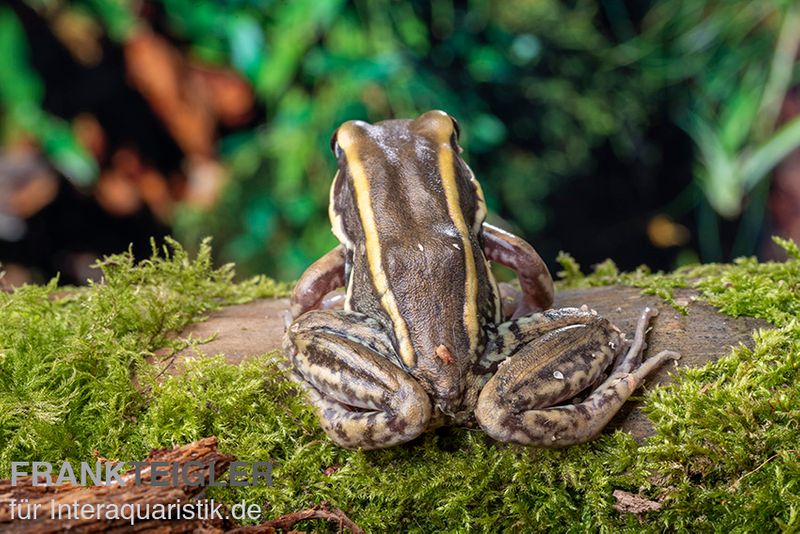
(613, 489, 661, 515)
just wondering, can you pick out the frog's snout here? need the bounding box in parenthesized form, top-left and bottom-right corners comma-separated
(434, 382, 467, 416)
(433, 384, 466, 416)
(414, 359, 465, 415)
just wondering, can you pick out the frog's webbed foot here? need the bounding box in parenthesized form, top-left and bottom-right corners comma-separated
(475, 307, 679, 447)
(283, 310, 432, 450)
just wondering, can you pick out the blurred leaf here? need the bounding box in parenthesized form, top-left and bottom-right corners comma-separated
(718, 71, 764, 151)
(39, 120, 98, 186)
(509, 33, 542, 65)
(469, 113, 507, 152)
(227, 14, 264, 81)
(84, 0, 136, 41)
(740, 115, 800, 193)
(256, 0, 346, 99)
(0, 7, 43, 105)
(686, 114, 740, 218)
(467, 46, 508, 82)
(0, 7, 96, 185)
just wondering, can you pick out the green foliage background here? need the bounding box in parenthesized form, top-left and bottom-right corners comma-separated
(2, 0, 800, 279)
(170, 0, 800, 277)
(173, 0, 662, 280)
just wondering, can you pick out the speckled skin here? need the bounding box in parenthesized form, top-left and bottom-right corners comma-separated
(282, 111, 679, 449)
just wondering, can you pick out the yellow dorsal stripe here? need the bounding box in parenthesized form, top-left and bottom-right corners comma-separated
(339, 131, 416, 367)
(438, 144, 480, 355)
(329, 170, 351, 247)
(465, 167, 501, 322)
(466, 166, 488, 233)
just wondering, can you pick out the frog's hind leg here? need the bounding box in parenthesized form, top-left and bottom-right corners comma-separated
(475, 307, 679, 447)
(283, 310, 432, 450)
(474, 307, 603, 379)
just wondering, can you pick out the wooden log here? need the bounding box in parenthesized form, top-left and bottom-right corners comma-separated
(157, 287, 769, 439)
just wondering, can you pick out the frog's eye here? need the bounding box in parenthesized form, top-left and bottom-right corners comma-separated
(449, 116, 461, 143)
(449, 116, 462, 152)
(330, 129, 343, 158)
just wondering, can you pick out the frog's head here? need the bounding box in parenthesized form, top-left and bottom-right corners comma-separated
(326, 111, 499, 412)
(327, 109, 484, 240)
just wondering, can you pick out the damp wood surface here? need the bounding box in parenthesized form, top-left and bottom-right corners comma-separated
(158, 285, 769, 440)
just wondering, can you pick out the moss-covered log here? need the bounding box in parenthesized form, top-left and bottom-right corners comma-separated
(1, 238, 798, 531)
(163, 286, 767, 440)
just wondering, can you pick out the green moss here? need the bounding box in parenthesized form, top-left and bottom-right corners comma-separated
(1, 237, 799, 531)
(555, 252, 691, 314)
(0, 238, 289, 470)
(641, 325, 800, 531)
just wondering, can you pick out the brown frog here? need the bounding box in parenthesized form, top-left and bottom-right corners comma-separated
(283, 110, 679, 449)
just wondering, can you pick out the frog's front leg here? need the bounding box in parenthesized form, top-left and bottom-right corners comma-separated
(482, 222, 553, 318)
(283, 309, 432, 449)
(475, 307, 679, 447)
(289, 244, 346, 319)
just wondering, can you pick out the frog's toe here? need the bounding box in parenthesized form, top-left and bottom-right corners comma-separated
(314, 378, 432, 450)
(613, 306, 659, 374)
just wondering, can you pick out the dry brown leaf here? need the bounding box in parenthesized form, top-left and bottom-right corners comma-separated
(124, 30, 215, 157)
(613, 489, 662, 515)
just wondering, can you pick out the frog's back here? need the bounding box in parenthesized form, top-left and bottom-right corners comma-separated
(330, 112, 501, 410)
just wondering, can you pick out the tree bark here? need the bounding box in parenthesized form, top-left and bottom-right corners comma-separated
(0, 437, 364, 533)
(0, 437, 233, 533)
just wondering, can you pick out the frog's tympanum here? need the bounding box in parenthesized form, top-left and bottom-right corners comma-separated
(282, 110, 680, 449)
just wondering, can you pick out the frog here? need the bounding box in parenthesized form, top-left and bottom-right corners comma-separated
(282, 110, 680, 449)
